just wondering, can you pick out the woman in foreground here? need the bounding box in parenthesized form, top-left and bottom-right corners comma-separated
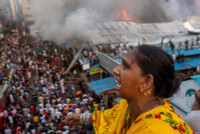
(66, 45, 194, 134)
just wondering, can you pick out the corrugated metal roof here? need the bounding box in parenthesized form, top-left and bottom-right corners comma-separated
(89, 77, 116, 93)
(89, 17, 200, 45)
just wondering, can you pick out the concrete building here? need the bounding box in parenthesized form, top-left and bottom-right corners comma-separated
(5, 0, 33, 25)
(20, 0, 33, 25)
(0, 1, 12, 21)
(9, 0, 19, 21)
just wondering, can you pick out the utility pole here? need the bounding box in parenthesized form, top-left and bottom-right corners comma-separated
(66, 45, 85, 73)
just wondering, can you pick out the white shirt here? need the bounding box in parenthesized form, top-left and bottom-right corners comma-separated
(172, 54, 176, 61)
(8, 115, 13, 124)
(9, 94, 14, 103)
(38, 103, 44, 109)
(57, 103, 63, 111)
(63, 104, 68, 107)
(54, 110, 62, 119)
(185, 110, 200, 133)
(74, 108, 81, 114)
(82, 98, 88, 104)
(62, 130, 69, 134)
(45, 103, 52, 110)
(4, 129, 12, 134)
(31, 129, 36, 134)
(39, 108, 44, 114)
(49, 107, 54, 115)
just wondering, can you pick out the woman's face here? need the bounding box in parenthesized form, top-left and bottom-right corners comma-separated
(113, 49, 144, 100)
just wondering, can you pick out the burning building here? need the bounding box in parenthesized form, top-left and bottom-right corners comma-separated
(29, 0, 200, 47)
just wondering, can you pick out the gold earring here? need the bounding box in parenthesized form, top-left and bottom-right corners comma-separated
(144, 92, 147, 96)
(139, 88, 144, 92)
(144, 89, 151, 96)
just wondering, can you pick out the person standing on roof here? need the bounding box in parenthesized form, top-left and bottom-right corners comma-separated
(142, 38, 146, 44)
(169, 40, 175, 52)
(185, 39, 189, 50)
(191, 39, 194, 50)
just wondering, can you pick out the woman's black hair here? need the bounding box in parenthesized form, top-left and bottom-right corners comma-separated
(135, 45, 181, 98)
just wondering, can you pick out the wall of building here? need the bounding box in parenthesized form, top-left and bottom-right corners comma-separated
(21, 0, 33, 23)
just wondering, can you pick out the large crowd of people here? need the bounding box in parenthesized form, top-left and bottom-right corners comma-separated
(0, 25, 108, 134)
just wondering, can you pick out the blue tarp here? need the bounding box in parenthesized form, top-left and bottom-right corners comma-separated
(168, 48, 200, 57)
(77, 57, 86, 65)
(115, 97, 122, 102)
(164, 47, 200, 70)
(89, 77, 116, 93)
(190, 75, 200, 85)
(158, 43, 200, 57)
(115, 56, 200, 71)
(174, 57, 200, 71)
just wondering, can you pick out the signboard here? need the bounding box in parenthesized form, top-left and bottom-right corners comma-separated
(89, 67, 101, 75)
(82, 64, 90, 70)
(169, 79, 200, 114)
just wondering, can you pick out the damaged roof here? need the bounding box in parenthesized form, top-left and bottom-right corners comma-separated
(90, 16, 200, 45)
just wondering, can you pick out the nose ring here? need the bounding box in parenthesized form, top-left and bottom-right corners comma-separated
(116, 71, 120, 76)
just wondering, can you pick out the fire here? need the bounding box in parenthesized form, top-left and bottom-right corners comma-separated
(122, 10, 132, 21)
(116, 9, 136, 21)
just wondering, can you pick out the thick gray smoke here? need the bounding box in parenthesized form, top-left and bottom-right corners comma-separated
(30, 0, 199, 44)
(30, 0, 115, 44)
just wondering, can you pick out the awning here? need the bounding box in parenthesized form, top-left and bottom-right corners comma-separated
(190, 75, 200, 85)
(115, 98, 122, 103)
(89, 77, 116, 93)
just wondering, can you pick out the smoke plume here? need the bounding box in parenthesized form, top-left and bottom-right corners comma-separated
(30, 0, 200, 44)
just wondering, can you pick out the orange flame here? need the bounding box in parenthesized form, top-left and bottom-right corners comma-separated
(116, 9, 136, 21)
(122, 10, 133, 21)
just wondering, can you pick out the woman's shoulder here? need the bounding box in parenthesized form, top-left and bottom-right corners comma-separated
(129, 112, 194, 134)
(111, 98, 128, 111)
(130, 99, 194, 134)
(129, 119, 191, 134)
(118, 98, 127, 105)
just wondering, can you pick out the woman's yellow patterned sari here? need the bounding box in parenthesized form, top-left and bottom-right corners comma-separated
(93, 99, 194, 134)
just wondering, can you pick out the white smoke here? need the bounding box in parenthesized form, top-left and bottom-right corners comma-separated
(162, 0, 196, 20)
(30, 0, 200, 44)
(30, 0, 99, 44)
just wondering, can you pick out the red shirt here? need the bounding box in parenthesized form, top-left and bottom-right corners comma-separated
(60, 122, 64, 131)
(44, 111, 47, 115)
(30, 105, 35, 114)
